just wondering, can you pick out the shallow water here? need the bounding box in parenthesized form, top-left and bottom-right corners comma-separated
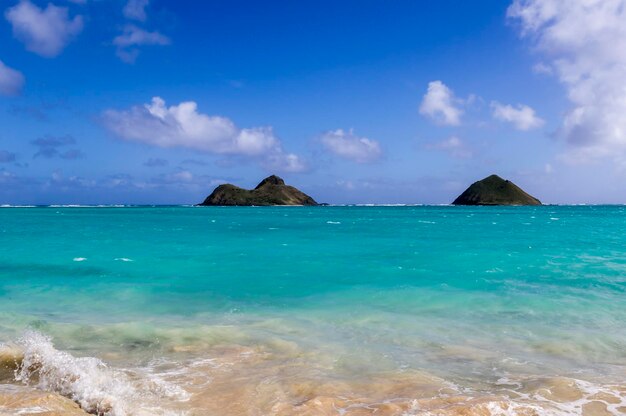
(0, 206, 625, 415)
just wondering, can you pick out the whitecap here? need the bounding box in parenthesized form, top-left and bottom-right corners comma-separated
(326, 221, 341, 224)
(10, 331, 188, 416)
(72, 257, 87, 262)
(114, 258, 134, 262)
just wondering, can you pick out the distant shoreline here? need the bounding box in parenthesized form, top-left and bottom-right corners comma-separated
(0, 203, 617, 208)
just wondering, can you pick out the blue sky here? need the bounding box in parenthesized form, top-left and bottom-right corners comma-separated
(0, 0, 625, 204)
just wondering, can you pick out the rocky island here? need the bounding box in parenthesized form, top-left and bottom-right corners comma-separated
(199, 175, 318, 206)
(453, 174, 541, 206)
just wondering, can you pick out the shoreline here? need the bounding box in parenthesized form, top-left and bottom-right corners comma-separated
(2, 331, 625, 415)
(1, 206, 625, 415)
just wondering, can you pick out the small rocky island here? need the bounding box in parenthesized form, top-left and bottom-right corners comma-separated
(199, 175, 318, 206)
(453, 174, 541, 206)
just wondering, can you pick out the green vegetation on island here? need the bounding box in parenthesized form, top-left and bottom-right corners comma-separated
(452, 174, 541, 206)
(198, 175, 318, 206)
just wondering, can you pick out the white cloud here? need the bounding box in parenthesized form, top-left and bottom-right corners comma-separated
(264, 152, 308, 173)
(168, 170, 193, 182)
(320, 129, 382, 163)
(491, 101, 544, 130)
(113, 24, 170, 63)
(508, 0, 626, 161)
(123, 0, 149, 22)
(419, 80, 463, 126)
(102, 97, 307, 172)
(5, 0, 83, 57)
(532, 62, 553, 75)
(113, 25, 169, 48)
(425, 136, 472, 159)
(0, 60, 25, 96)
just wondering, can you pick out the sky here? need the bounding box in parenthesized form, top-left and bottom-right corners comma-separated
(1, 0, 626, 204)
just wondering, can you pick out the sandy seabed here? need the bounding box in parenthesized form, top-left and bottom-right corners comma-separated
(1, 336, 625, 416)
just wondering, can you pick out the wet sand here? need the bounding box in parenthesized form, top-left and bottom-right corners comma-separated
(2, 336, 625, 416)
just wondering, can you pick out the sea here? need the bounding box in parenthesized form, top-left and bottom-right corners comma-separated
(0, 205, 624, 415)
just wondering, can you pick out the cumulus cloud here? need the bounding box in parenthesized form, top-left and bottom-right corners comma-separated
(320, 129, 382, 163)
(113, 24, 170, 63)
(263, 152, 308, 173)
(123, 0, 149, 21)
(159, 170, 193, 183)
(419, 80, 463, 126)
(5, 0, 83, 57)
(145, 171, 227, 189)
(102, 97, 307, 172)
(0, 169, 22, 185)
(0, 167, 237, 204)
(425, 136, 472, 159)
(532, 62, 553, 75)
(31, 135, 83, 159)
(491, 101, 544, 130)
(0, 60, 24, 96)
(113, 25, 169, 48)
(103, 97, 274, 154)
(508, 0, 626, 161)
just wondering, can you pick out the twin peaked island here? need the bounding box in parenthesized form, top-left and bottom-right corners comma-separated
(198, 174, 541, 206)
(199, 175, 318, 206)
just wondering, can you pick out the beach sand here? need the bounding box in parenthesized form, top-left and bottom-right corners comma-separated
(1, 335, 625, 416)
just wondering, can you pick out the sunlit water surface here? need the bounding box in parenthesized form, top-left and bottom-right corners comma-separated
(0, 206, 625, 415)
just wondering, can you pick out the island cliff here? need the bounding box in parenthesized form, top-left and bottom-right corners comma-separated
(198, 175, 318, 206)
(452, 174, 541, 206)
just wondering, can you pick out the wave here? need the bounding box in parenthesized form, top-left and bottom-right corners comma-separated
(3, 331, 188, 416)
(1, 330, 625, 415)
(48, 205, 130, 208)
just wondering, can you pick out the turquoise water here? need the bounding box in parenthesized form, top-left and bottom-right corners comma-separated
(1, 206, 625, 415)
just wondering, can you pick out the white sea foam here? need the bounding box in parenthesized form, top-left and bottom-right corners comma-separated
(491, 377, 626, 415)
(73, 257, 87, 262)
(326, 221, 341, 224)
(10, 331, 188, 416)
(4, 331, 625, 415)
(114, 258, 134, 262)
(48, 205, 130, 208)
(531, 378, 626, 415)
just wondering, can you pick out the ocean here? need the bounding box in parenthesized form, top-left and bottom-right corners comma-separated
(0, 206, 625, 415)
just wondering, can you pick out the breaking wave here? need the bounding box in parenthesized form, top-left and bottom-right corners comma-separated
(3, 331, 188, 416)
